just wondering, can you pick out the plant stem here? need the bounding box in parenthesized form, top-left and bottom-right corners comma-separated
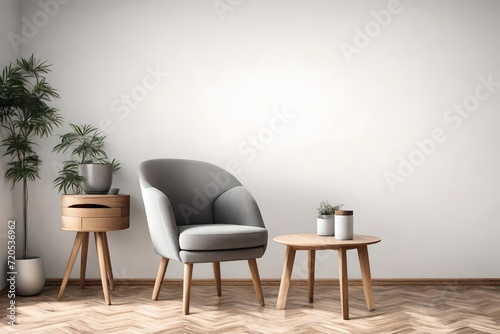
(23, 179, 28, 259)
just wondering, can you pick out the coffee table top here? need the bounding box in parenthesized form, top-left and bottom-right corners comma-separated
(273, 234, 381, 249)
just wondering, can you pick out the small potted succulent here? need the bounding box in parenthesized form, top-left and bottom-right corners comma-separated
(53, 123, 120, 194)
(317, 200, 343, 236)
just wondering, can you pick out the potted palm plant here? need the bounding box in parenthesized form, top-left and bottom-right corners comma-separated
(0, 55, 63, 295)
(317, 200, 343, 236)
(53, 123, 120, 194)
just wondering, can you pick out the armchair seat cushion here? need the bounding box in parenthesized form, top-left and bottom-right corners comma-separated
(178, 224, 268, 251)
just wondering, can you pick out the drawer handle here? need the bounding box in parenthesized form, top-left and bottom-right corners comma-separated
(68, 204, 110, 209)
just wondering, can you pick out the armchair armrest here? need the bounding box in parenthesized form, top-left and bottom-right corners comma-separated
(141, 186, 182, 261)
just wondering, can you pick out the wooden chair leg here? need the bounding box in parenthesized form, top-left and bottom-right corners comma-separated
(183, 263, 194, 315)
(152, 257, 169, 300)
(213, 262, 222, 297)
(248, 259, 265, 306)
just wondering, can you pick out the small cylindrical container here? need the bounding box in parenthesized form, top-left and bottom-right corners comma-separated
(335, 210, 353, 240)
(317, 215, 335, 236)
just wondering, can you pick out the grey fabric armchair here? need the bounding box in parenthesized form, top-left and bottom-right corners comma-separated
(138, 159, 268, 314)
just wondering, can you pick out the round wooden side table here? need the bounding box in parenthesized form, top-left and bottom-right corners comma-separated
(273, 234, 381, 320)
(57, 194, 130, 305)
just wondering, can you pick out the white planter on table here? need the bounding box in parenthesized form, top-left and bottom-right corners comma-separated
(317, 215, 335, 236)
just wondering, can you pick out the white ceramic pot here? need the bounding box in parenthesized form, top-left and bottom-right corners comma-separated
(335, 210, 353, 240)
(15, 257, 45, 296)
(317, 215, 335, 236)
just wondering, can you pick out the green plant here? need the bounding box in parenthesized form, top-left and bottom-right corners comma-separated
(53, 123, 120, 194)
(0, 55, 64, 258)
(317, 200, 343, 218)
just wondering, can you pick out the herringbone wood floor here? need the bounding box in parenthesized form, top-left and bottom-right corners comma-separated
(1, 283, 500, 333)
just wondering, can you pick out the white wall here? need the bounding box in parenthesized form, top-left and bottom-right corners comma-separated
(0, 0, 21, 290)
(18, 0, 500, 281)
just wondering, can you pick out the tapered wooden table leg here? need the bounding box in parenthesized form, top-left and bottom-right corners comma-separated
(358, 245, 376, 310)
(58, 232, 85, 300)
(338, 247, 349, 320)
(308, 250, 315, 303)
(95, 232, 111, 305)
(276, 246, 296, 309)
(80, 232, 89, 289)
(102, 233, 114, 290)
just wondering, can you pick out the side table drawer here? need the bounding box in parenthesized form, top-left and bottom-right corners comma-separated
(62, 216, 129, 231)
(61, 195, 130, 232)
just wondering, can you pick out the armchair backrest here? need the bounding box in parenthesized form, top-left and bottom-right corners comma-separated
(139, 159, 241, 226)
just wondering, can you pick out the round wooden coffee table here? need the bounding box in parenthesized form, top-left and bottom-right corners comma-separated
(274, 234, 381, 320)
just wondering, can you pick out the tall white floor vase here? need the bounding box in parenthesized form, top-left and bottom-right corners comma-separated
(16, 257, 45, 296)
(335, 210, 353, 240)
